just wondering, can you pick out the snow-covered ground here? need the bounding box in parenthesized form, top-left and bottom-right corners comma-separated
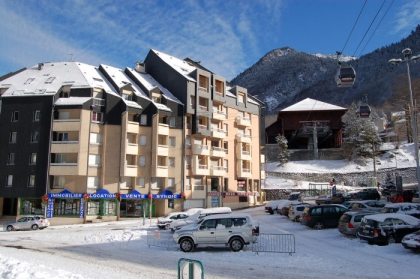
(1, 206, 420, 279)
(1, 142, 419, 278)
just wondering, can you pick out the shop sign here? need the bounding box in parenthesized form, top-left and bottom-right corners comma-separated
(48, 189, 83, 199)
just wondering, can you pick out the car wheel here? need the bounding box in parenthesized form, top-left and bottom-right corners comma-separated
(387, 235, 396, 245)
(165, 224, 170, 230)
(294, 216, 300, 222)
(180, 238, 194, 252)
(269, 210, 274, 215)
(313, 221, 325, 230)
(6, 225, 14, 232)
(31, 224, 39, 230)
(229, 237, 244, 252)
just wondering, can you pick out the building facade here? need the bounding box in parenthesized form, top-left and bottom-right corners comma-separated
(0, 50, 265, 225)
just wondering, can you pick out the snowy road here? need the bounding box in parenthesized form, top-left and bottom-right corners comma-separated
(0, 207, 419, 279)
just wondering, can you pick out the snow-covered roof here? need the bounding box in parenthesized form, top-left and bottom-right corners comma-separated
(363, 213, 420, 225)
(124, 99, 142, 110)
(54, 97, 91, 106)
(151, 49, 196, 82)
(281, 98, 347, 112)
(0, 62, 117, 97)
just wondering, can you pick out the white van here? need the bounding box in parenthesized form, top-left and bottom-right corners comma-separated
(173, 213, 259, 252)
(169, 207, 232, 232)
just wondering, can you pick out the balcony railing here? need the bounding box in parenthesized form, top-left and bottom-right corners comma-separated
(198, 105, 208, 111)
(193, 185, 205, 190)
(198, 86, 208, 92)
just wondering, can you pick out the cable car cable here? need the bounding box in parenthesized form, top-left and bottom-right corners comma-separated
(339, 0, 368, 56)
(358, 0, 394, 57)
(352, 0, 387, 57)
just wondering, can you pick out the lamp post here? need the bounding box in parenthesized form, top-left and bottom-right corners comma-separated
(389, 48, 420, 195)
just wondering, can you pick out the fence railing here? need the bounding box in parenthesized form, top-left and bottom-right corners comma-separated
(252, 233, 295, 255)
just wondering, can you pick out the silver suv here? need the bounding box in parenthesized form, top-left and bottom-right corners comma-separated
(173, 213, 259, 252)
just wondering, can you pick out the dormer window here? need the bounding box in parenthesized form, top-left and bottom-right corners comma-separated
(122, 93, 132, 101)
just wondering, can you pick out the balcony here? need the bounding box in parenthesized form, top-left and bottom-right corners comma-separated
(211, 127, 226, 139)
(236, 133, 251, 143)
(51, 141, 79, 153)
(235, 116, 251, 127)
(198, 105, 208, 112)
(192, 144, 210, 155)
(193, 164, 209, 176)
(237, 164, 252, 178)
(155, 166, 168, 177)
(236, 148, 251, 161)
(157, 145, 169, 156)
(124, 165, 138, 177)
(53, 119, 80, 132)
(127, 122, 139, 134)
(126, 144, 139, 155)
(210, 166, 226, 176)
(198, 86, 208, 93)
(210, 146, 226, 157)
(158, 123, 169, 136)
(212, 109, 227, 121)
(49, 164, 78, 176)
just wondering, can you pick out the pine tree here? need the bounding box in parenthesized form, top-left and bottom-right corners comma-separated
(276, 134, 290, 166)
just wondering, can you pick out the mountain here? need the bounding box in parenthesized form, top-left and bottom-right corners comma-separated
(230, 25, 420, 117)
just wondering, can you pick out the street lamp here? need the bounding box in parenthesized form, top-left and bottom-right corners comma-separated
(389, 48, 420, 195)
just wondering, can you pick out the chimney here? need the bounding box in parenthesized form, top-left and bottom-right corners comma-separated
(135, 62, 146, 73)
(38, 63, 44, 70)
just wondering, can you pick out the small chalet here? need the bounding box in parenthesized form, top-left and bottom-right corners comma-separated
(266, 98, 348, 149)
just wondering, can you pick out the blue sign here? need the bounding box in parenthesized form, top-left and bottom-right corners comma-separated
(79, 199, 85, 218)
(121, 190, 148, 199)
(90, 189, 116, 199)
(152, 190, 182, 199)
(48, 189, 83, 199)
(46, 199, 54, 218)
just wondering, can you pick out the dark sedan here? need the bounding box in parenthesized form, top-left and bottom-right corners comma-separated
(357, 213, 420, 245)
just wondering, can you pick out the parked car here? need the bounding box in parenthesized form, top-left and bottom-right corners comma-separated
(170, 207, 232, 231)
(381, 203, 420, 219)
(173, 213, 259, 252)
(355, 189, 380, 201)
(301, 204, 348, 229)
(315, 195, 331, 205)
(401, 230, 420, 251)
(331, 192, 352, 204)
(349, 200, 388, 212)
(288, 192, 303, 201)
(338, 211, 375, 236)
(4, 216, 50, 231)
(288, 203, 311, 222)
(357, 213, 420, 245)
(265, 200, 285, 215)
(157, 212, 189, 230)
(277, 201, 302, 215)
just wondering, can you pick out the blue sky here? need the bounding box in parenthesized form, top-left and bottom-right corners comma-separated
(0, 0, 419, 80)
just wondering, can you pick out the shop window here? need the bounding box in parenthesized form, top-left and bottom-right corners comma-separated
(21, 198, 44, 215)
(53, 199, 80, 215)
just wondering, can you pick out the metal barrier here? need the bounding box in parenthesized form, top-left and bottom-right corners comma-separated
(147, 230, 173, 250)
(252, 233, 295, 255)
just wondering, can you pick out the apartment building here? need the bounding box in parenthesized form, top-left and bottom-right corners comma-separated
(0, 49, 265, 225)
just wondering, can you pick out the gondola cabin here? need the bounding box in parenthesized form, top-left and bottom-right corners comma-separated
(356, 104, 371, 118)
(336, 65, 356, 87)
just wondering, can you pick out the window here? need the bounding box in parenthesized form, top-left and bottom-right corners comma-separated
(45, 77, 56, 83)
(186, 155, 191, 169)
(24, 78, 35, 84)
(238, 92, 245, 103)
(224, 159, 228, 171)
(31, 131, 39, 143)
(137, 177, 145, 188)
(140, 115, 147, 125)
(186, 176, 191, 190)
(7, 153, 15, 165)
(224, 124, 228, 135)
(88, 154, 101, 167)
(139, 135, 147, 146)
(9, 132, 17, 143)
(57, 132, 68, 142)
(168, 178, 175, 188)
(29, 153, 37, 165)
(53, 176, 65, 188)
(34, 110, 40, 121)
(186, 136, 191, 149)
(90, 133, 102, 145)
(138, 156, 146, 167)
(223, 141, 228, 153)
(11, 111, 19, 122)
(151, 177, 163, 189)
(121, 177, 132, 189)
(92, 112, 103, 123)
(56, 154, 66, 163)
(28, 175, 35, 187)
(169, 117, 175, 127)
(122, 93, 132, 100)
(169, 137, 176, 147)
(88, 177, 100, 189)
(6, 175, 13, 187)
(169, 157, 175, 168)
